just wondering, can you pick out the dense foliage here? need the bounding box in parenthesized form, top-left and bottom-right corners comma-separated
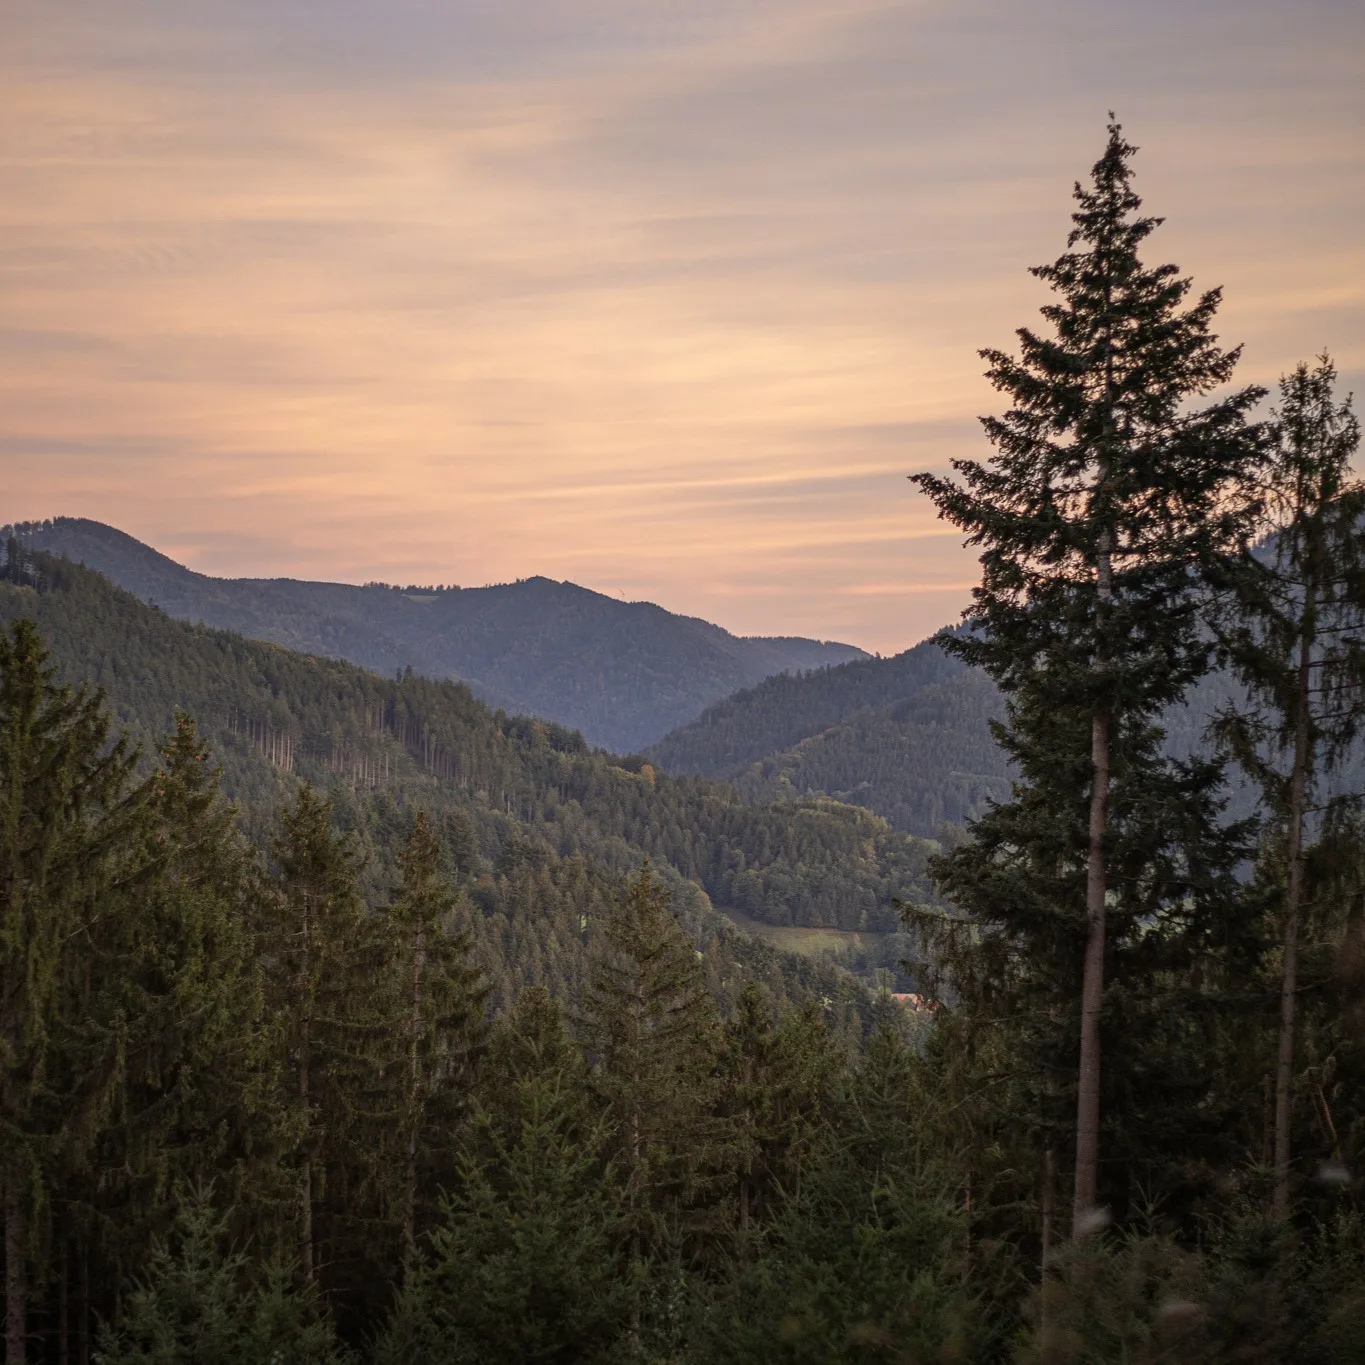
(0, 552, 931, 942)
(649, 638, 1011, 837)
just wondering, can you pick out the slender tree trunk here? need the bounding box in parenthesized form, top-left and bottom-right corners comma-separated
(1074, 528, 1113, 1236)
(1273, 608, 1315, 1218)
(57, 1236, 68, 1365)
(1040, 1144, 1057, 1275)
(74, 1236, 88, 1365)
(4, 1175, 26, 1365)
(403, 921, 427, 1260)
(299, 896, 315, 1285)
(1039, 1143, 1057, 1344)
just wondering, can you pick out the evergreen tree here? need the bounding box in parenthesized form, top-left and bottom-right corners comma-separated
(94, 1187, 347, 1365)
(0, 620, 152, 1364)
(262, 786, 370, 1290)
(1213, 355, 1365, 1215)
(697, 1027, 987, 1365)
(910, 120, 1264, 1231)
(578, 868, 729, 1285)
(716, 986, 836, 1248)
(383, 810, 486, 1259)
(376, 990, 630, 1365)
(60, 714, 290, 1350)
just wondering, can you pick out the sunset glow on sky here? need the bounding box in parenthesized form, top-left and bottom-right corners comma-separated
(5, 1, 1362, 653)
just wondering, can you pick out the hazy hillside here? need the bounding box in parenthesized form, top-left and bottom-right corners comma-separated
(0, 548, 931, 957)
(4, 518, 867, 753)
(648, 620, 1336, 839)
(648, 637, 1010, 836)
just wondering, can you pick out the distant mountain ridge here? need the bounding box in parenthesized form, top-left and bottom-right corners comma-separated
(4, 518, 867, 753)
(648, 638, 1012, 838)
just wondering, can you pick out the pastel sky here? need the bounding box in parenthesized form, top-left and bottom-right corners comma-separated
(4, 1, 1362, 653)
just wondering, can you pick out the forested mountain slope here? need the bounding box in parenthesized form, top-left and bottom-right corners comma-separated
(649, 638, 1011, 836)
(0, 547, 929, 1010)
(5, 517, 867, 752)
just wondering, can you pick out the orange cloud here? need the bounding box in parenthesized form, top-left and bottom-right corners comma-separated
(3, 1, 1361, 653)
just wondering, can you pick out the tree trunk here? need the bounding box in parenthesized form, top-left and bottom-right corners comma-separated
(1074, 704, 1110, 1233)
(1273, 608, 1315, 1217)
(1074, 511, 1114, 1236)
(57, 1235, 68, 1365)
(403, 920, 427, 1260)
(4, 1176, 25, 1365)
(1041, 1144, 1056, 1275)
(299, 894, 315, 1285)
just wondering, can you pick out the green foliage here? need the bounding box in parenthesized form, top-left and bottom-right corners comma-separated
(697, 1030, 985, 1365)
(1, 617, 154, 1360)
(0, 549, 929, 943)
(381, 810, 488, 1256)
(650, 637, 1010, 838)
(377, 993, 631, 1365)
(580, 869, 730, 1260)
(94, 1187, 346, 1365)
(1017, 1209, 1365, 1365)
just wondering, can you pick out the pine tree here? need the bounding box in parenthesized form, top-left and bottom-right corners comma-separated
(262, 785, 369, 1289)
(94, 1186, 347, 1365)
(578, 868, 728, 1281)
(0, 620, 152, 1365)
(698, 1027, 987, 1365)
(911, 120, 1264, 1231)
(717, 986, 835, 1248)
(61, 714, 289, 1348)
(376, 989, 630, 1365)
(384, 810, 486, 1259)
(1213, 355, 1365, 1215)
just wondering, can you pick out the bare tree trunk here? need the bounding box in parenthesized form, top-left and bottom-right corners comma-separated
(1039, 1144, 1057, 1344)
(5, 1176, 26, 1365)
(404, 920, 428, 1260)
(1074, 526, 1113, 1236)
(1041, 1144, 1056, 1275)
(1074, 710, 1109, 1233)
(57, 1235, 68, 1365)
(1273, 613, 1315, 1218)
(74, 1237, 89, 1365)
(299, 896, 315, 1285)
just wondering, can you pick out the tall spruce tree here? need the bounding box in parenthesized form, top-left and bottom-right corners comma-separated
(1213, 355, 1365, 1216)
(578, 868, 728, 1280)
(59, 715, 288, 1354)
(384, 810, 486, 1259)
(911, 121, 1264, 1231)
(377, 989, 631, 1365)
(95, 1186, 347, 1365)
(0, 620, 152, 1365)
(263, 785, 369, 1289)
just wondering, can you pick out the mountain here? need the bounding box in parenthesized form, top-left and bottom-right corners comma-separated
(648, 638, 1011, 838)
(648, 620, 1351, 841)
(0, 546, 934, 1016)
(3, 518, 867, 753)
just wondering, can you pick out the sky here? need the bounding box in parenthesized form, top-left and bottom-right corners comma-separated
(4, 1, 1362, 654)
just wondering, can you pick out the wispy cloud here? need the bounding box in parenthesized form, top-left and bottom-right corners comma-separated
(3, 0, 1362, 651)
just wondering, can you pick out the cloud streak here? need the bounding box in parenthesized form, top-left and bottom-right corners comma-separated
(3, 0, 1362, 651)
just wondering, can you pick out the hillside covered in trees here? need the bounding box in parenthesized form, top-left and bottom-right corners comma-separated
(649, 637, 1010, 836)
(0, 547, 932, 952)
(4, 518, 866, 752)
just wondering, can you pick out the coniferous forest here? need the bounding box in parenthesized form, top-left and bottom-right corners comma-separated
(4, 124, 1365, 1363)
